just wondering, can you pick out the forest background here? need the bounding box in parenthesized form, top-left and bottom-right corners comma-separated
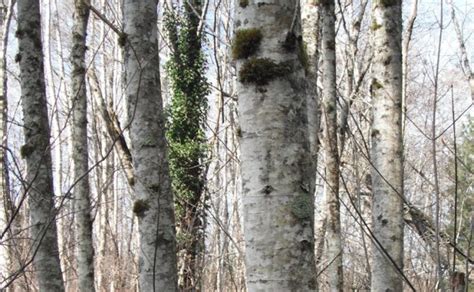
(0, 0, 472, 291)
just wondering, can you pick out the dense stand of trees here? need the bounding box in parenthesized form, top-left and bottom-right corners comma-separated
(0, 0, 472, 291)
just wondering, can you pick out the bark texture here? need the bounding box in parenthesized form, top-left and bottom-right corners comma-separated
(123, 0, 178, 291)
(17, 0, 65, 290)
(71, 0, 95, 291)
(370, 0, 404, 291)
(0, 3, 13, 287)
(235, 1, 317, 290)
(301, 0, 321, 170)
(320, 0, 343, 290)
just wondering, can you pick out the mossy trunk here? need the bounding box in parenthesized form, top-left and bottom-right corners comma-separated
(17, 0, 65, 290)
(235, 1, 317, 290)
(70, 0, 95, 291)
(123, 0, 178, 290)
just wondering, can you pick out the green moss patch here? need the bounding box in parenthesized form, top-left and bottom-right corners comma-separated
(370, 20, 383, 31)
(232, 28, 263, 60)
(372, 78, 384, 90)
(20, 144, 34, 158)
(239, 57, 291, 86)
(290, 194, 312, 220)
(376, 0, 399, 7)
(298, 41, 309, 74)
(239, 0, 248, 7)
(133, 199, 150, 217)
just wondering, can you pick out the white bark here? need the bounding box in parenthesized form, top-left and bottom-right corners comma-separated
(123, 0, 178, 291)
(301, 1, 320, 169)
(320, 0, 343, 290)
(236, 1, 317, 290)
(0, 2, 8, 284)
(17, 0, 65, 290)
(71, 0, 95, 291)
(370, 0, 404, 291)
(401, 0, 417, 136)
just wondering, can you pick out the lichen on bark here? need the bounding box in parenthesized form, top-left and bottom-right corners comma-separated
(235, 0, 317, 290)
(17, 0, 65, 290)
(290, 194, 312, 220)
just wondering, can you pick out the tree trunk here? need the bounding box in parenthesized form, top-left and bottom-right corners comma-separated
(370, 0, 404, 291)
(301, 0, 321, 173)
(123, 0, 178, 291)
(71, 0, 95, 291)
(320, 0, 343, 290)
(0, 1, 12, 287)
(235, 1, 317, 290)
(16, 0, 65, 290)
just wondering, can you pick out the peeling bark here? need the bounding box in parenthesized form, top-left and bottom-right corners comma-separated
(88, 70, 134, 186)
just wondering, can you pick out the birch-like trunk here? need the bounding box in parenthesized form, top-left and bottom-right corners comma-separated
(71, 0, 95, 290)
(301, 0, 320, 170)
(370, 0, 404, 291)
(16, 0, 65, 290)
(123, 1, 178, 291)
(0, 1, 9, 283)
(236, 1, 317, 290)
(320, 0, 343, 290)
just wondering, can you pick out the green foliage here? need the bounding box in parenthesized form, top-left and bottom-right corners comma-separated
(164, 7, 209, 221)
(239, 57, 292, 86)
(232, 28, 263, 60)
(447, 117, 474, 258)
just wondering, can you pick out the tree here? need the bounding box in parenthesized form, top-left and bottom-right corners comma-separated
(447, 117, 473, 289)
(164, 1, 209, 289)
(234, 0, 317, 290)
(123, 0, 178, 290)
(320, 0, 343, 290)
(370, 0, 404, 290)
(70, 0, 95, 290)
(301, 0, 321, 170)
(16, 0, 65, 290)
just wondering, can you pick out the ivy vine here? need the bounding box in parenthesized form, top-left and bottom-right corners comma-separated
(164, 5, 209, 224)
